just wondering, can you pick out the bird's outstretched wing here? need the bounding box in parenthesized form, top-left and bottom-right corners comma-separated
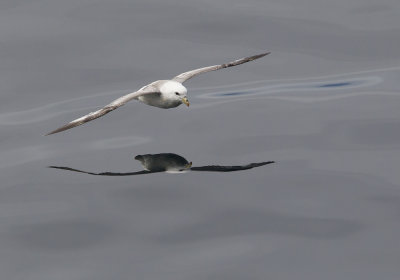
(190, 161, 274, 172)
(48, 166, 159, 176)
(172, 52, 270, 83)
(46, 84, 158, 135)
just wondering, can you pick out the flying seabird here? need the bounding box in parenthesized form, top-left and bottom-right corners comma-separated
(46, 52, 270, 135)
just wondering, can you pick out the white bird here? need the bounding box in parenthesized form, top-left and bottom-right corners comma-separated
(46, 52, 270, 135)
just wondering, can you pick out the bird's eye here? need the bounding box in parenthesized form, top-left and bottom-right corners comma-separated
(175, 92, 180, 96)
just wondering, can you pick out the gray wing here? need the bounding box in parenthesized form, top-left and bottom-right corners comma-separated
(48, 166, 159, 176)
(46, 84, 158, 135)
(172, 52, 270, 83)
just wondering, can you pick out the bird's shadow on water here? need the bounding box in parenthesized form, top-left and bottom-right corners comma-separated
(49, 152, 274, 176)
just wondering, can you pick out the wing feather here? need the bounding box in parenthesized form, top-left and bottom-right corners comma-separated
(172, 52, 270, 83)
(46, 84, 157, 135)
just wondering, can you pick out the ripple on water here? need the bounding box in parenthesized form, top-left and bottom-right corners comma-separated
(0, 90, 127, 125)
(1, 67, 399, 126)
(91, 135, 153, 150)
(194, 66, 400, 105)
(203, 76, 383, 101)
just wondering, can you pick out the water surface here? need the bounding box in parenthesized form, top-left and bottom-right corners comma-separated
(1, 1, 400, 279)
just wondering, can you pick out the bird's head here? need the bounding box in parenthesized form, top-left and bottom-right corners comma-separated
(160, 80, 189, 107)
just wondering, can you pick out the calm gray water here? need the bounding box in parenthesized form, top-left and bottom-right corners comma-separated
(1, 0, 400, 279)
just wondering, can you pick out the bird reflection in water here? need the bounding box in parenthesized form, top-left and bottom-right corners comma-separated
(49, 153, 274, 176)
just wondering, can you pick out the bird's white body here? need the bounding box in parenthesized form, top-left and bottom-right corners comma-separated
(137, 80, 187, 109)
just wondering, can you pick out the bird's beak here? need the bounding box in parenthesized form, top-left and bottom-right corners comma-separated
(185, 162, 192, 169)
(182, 96, 190, 107)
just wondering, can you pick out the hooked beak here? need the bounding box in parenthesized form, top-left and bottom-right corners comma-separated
(185, 162, 192, 169)
(181, 96, 190, 107)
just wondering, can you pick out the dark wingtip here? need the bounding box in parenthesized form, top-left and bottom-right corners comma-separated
(45, 127, 66, 136)
(45, 122, 76, 136)
(253, 51, 271, 59)
(250, 161, 275, 167)
(45, 128, 62, 136)
(236, 51, 270, 65)
(48, 166, 70, 170)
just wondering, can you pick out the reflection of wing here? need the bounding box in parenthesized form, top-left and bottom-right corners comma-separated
(172, 52, 270, 83)
(190, 161, 274, 172)
(48, 166, 160, 176)
(49, 161, 274, 176)
(46, 85, 158, 135)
